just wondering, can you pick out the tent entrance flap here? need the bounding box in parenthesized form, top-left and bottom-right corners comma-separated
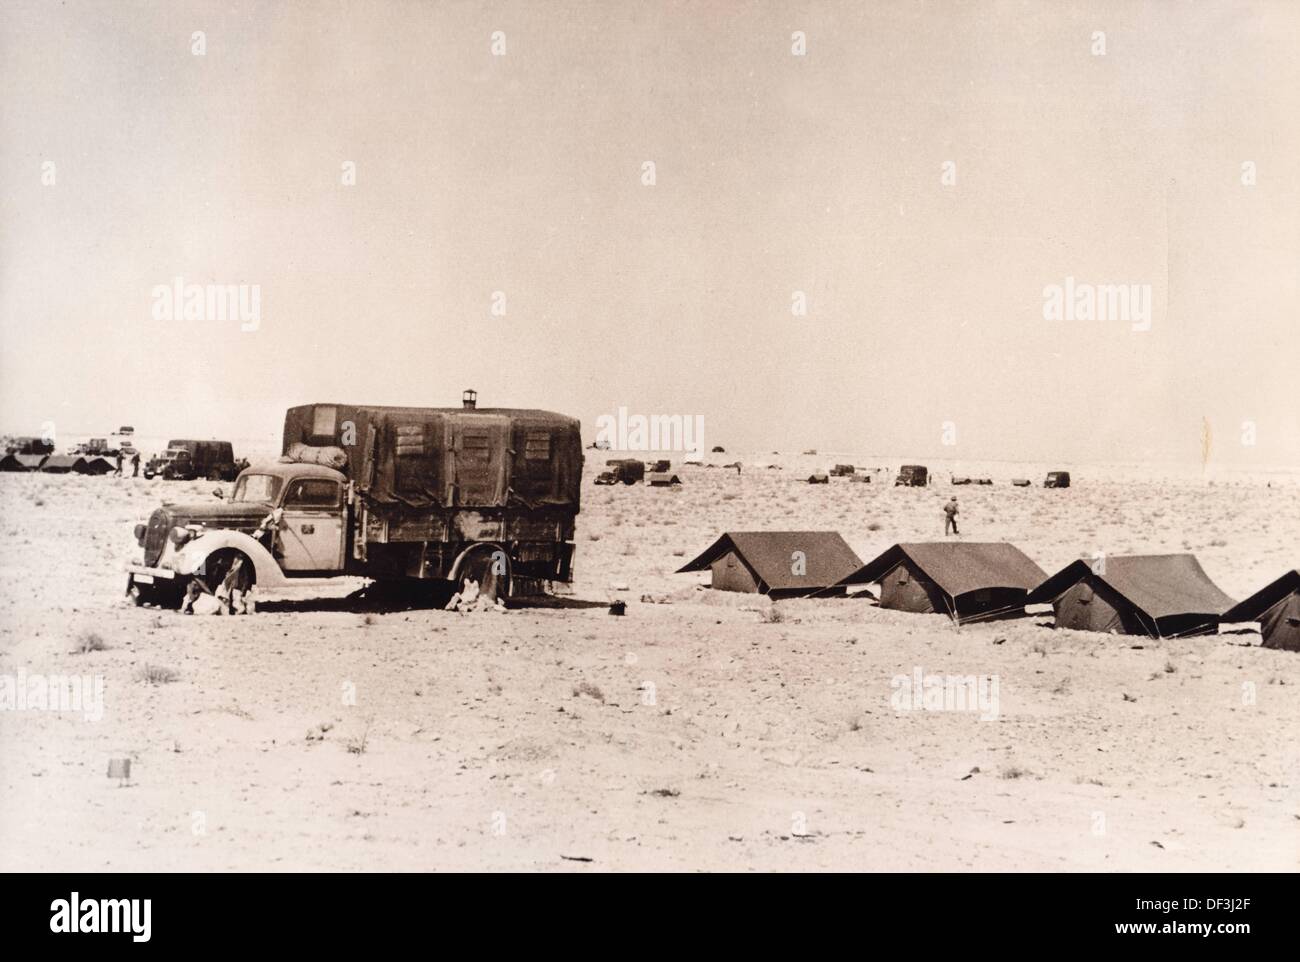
(446, 414, 511, 507)
(1260, 593, 1300, 651)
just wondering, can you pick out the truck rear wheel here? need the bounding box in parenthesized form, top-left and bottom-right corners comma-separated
(457, 548, 511, 605)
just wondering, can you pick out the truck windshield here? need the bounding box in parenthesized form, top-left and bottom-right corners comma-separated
(231, 474, 281, 503)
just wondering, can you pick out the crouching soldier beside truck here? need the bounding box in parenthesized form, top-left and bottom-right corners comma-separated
(182, 507, 281, 615)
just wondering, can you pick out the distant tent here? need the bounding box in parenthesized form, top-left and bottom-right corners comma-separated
(1222, 570, 1300, 652)
(0, 453, 46, 471)
(82, 456, 116, 475)
(677, 531, 863, 599)
(836, 542, 1047, 623)
(1026, 554, 1236, 638)
(40, 455, 89, 474)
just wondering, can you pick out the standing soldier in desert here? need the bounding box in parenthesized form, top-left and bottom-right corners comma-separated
(131, 450, 140, 477)
(114, 449, 124, 477)
(944, 496, 960, 536)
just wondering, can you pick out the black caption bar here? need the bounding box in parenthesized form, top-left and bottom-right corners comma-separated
(5, 872, 1289, 949)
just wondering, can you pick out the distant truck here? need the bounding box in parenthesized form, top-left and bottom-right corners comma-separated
(1045, 471, 1071, 488)
(895, 464, 929, 487)
(8, 436, 54, 456)
(78, 438, 113, 456)
(595, 458, 645, 485)
(829, 463, 855, 477)
(146, 440, 242, 481)
(646, 460, 682, 486)
(125, 393, 582, 609)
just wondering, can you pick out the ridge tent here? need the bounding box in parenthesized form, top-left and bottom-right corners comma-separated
(1221, 570, 1300, 652)
(82, 456, 116, 475)
(0, 454, 46, 471)
(1026, 554, 1236, 638)
(836, 542, 1047, 623)
(676, 531, 863, 599)
(40, 455, 89, 474)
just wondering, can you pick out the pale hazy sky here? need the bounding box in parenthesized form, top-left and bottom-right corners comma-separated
(2, 0, 1296, 465)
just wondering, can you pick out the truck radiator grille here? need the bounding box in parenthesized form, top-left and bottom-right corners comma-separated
(143, 508, 171, 567)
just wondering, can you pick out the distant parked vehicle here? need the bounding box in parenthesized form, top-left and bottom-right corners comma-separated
(1045, 471, 1071, 488)
(78, 438, 113, 456)
(895, 464, 929, 487)
(829, 463, 855, 477)
(8, 436, 54, 456)
(647, 460, 681, 486)
(143, 449, 180, 479)
(152, 440, 243, 481)
(595, 458, 645, 485)
(1011, 478, 1032, 487)
(807, 473, 830, 484)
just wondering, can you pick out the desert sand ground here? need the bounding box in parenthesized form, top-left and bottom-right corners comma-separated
(0, 457, 1296, 871)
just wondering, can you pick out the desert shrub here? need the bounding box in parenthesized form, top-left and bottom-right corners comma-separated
(135, 664, 178, 685)
(75, 631, 107, 654)
(572, 681, 605, 702)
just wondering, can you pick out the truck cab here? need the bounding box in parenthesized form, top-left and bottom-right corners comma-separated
(242, 465, 348, 571)
(125, 461, 351, 608)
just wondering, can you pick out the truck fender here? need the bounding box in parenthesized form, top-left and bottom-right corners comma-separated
(174, 530, 288, 589)
(447, 543, 510, 583)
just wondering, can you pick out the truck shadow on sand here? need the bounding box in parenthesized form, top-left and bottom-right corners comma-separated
(256, 584, 608, 614)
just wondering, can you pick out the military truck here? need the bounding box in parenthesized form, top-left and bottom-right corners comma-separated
(124, 392, 582, 609)
(646, 459, 682, 486)
(8, 436, 54, 456)
(594, 458, 645, 485)
(77, 438, 113, 456)
(1044, 471, 1071, 488)
(147, 440, 241, 480)
(895, 464, 929, 486)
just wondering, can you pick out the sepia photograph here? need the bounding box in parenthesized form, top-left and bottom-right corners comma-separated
(0, 0, 1296, 923)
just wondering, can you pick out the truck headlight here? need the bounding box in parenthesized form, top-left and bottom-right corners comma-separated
(169, 526, 194, 546)
(134, 523, 146, 545)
